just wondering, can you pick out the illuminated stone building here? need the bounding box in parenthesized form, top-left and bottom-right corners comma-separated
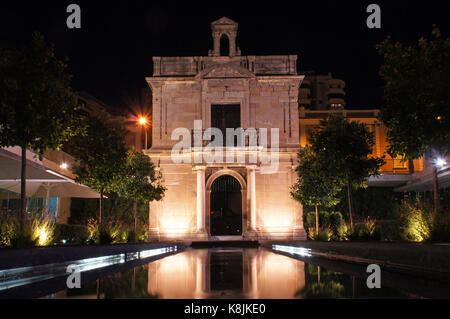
(144, 17, 432, 242)
(145, 17, 306, 241)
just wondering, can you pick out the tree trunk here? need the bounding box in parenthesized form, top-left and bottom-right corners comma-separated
(347, 182, 354, 229)
(19, 145, 27, 231)
(432, 166, 439, 214)
(408, 159, 415, 174)
(96, 279, 100, 299)
(99, 187, 104, 224)
(317, 266, 321, 284)
(133, 200, 137, 232)
(315, 205, 319, 233)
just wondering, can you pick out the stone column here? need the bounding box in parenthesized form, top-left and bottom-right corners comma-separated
(229, 34, 236, 57)
(247, 166, 257, 230)
(212, 32, 220, 56)
(195, 166, 206, 233)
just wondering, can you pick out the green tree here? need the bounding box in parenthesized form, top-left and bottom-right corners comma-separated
(0, 32, 83, 229)
(377, 28, 450, 212)
(69, 110, 128, 223)
(308, 115, 384, 228)
(115, 150, 165, 231)
(291, 146, 341, 232)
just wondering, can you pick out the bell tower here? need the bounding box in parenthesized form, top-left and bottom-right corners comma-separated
(209, 17, 241, 57)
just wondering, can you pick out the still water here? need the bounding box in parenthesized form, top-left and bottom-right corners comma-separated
(44, 248, 450, 299)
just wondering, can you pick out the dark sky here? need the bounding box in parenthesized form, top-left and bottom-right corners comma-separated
(1, 1, 448, 113)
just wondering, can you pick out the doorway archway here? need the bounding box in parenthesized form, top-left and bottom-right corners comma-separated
(209, 175, 242, 236)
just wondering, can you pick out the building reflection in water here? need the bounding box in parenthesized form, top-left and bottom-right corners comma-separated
(147, 248, 305, 299)
(42, 248, 438, 299)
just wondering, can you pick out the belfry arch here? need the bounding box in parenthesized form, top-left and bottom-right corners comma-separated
(209, 17, 241, 57)
(220, 34, 230, 56)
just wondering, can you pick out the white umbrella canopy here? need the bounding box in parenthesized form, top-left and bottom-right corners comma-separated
(0, 180, 43, 197)
(0, 149, 101, 199)
(0, 154, 59, 180)
(0, 180, 101, 198)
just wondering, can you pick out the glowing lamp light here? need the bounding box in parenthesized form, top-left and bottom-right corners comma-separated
(138, 117, 148, 125)
(435, 158, 447, 168)
(60, 162, 68, 169)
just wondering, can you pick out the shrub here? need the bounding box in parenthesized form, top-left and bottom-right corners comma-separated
(400, 201, 434, 242)
(98, 221, 123, 244)
(329, 212, 343, 229)
(54, 224, 89, 245)
(0, 216, 19, 247)
(87, 218, 99, 243)
(336, 218, 380, 241)
(121, 227, 137, 243)
(1, 214, 56, 248)
(347, 218, 380, 241)
(300, 281, 345, 298)
(336, 222, 351, 241)
(319, 211, 330, 228)
(305, 211, 316, 229)
(305, 210, 342, 229)
(375, 219, 402, 241)
(87, 218, 147, 244)
(309, 227, 333, 241)
(400, 200, 450, 242)
(119, 224, 148, 243)
(87, 218, 122, 244)
(30, 216, 55, 246)
(136, 223, 149, 242)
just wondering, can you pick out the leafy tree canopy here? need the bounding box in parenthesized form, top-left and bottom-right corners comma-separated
(308, 114, 384, 189)
(291, 146, 341, 208)
(377, 28, 450, 160)
(0, 32, 83, 153)
(115, 150, 166, 204)
(69, 110, 128, 196)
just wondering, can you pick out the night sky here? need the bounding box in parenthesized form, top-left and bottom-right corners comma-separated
(1, 1, 448, 114)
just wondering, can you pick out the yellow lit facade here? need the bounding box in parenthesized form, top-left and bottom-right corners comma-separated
(299, 108, 425, 176)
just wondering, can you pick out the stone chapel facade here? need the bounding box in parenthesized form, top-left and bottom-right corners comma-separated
(145, 17, 306, 241)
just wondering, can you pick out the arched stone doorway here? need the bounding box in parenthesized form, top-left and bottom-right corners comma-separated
(208, 174, 243, 236)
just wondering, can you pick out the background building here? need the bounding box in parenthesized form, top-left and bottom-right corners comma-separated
(298, 72, 346, 110)
(298, 108, 425, 188)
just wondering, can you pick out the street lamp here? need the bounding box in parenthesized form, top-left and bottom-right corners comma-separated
(435, 157, 447, 169)
(432, 156, 447, 214)
(138, 116, 148, 150)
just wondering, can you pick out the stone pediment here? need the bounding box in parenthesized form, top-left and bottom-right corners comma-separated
(211, 17, 238, 26)
(196, 63, 255, 79)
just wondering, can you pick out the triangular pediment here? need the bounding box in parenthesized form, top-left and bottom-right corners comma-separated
(196, 63, 255, 79)
(211, 17, 238, 26)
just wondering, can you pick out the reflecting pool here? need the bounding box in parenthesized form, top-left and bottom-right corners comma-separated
(42, 248, 450, 299)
